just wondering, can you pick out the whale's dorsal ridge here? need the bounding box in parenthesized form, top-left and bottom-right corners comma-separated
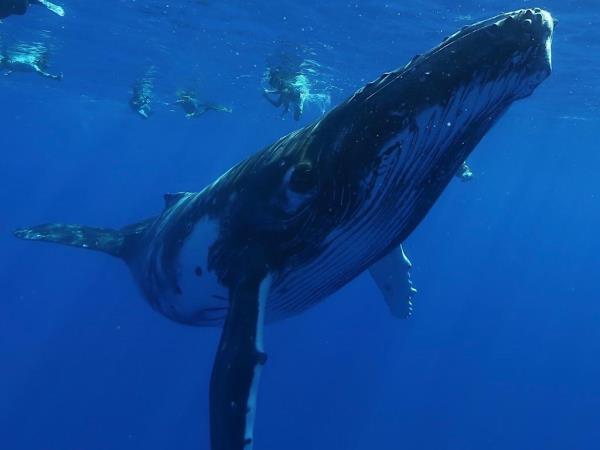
(164, 192, 191, 209)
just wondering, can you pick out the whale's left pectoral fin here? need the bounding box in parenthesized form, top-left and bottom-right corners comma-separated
(369, 245, 417, 319)
(209, 252, 271, 450)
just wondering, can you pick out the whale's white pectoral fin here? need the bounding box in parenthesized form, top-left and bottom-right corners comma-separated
(209, 248, 271, 450)
(369, 244, 417, 319)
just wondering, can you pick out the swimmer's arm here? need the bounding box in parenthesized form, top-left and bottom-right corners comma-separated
(262, 91, 282, 107)
(456, 162, 474, 182)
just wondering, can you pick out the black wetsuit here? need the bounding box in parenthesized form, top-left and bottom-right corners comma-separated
(0, 0, 31, 19)
(264, 69, 304, 121)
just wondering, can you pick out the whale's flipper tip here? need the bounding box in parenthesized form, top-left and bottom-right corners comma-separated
(13, 228, 31, 240)
(14, 217, 155, 261)
(14, 226, 67, 242)
(13, 223, 126, 258)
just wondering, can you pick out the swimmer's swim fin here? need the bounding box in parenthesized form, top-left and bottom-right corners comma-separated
(37, 0, 65, 17)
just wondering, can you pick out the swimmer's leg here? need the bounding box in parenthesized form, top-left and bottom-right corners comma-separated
(262, 91, 282, 107)
(293, 103, 301, 121)
(185, 107, 206, 119)
(33, 0, 65, 17)
(200, 103, 231, 114)
(33, 65, 62, 81)
(208, 104, 232, 114)
(194, 107, 209, 118)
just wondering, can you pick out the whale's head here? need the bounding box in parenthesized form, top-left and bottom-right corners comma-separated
(288, 8, 557, 252)
(437, 8, 555, 99)
(381, 8, 555, 109)
(319, 8, 556, 173)
(342, 8, 556, 120)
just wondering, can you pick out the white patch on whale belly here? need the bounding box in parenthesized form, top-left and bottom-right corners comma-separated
(171, 216, 229, 320)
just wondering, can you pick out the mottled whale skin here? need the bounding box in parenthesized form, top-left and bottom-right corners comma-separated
(23, 9, 554, 325)
(15, 9, 555, 450)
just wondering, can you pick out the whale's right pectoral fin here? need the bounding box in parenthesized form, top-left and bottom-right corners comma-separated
(209, 247, 271, 450)
(369, 245, 417, 319)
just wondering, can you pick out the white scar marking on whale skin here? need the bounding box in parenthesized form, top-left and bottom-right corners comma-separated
(165, 216, 228, 318)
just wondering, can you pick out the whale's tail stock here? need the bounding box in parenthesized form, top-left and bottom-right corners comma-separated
(13, 219, 152, 260)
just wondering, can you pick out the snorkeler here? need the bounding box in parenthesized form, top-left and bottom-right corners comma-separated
(175, 90, 232, 118)
(262, 66, 303, 121)
(0, 0, 64, 19)
(456, 162, 474, 182)
(0, 47, 62, 81)
(130, 75, 154, 119)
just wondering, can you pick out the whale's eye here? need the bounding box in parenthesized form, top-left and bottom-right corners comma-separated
(289, 161, 316, 193)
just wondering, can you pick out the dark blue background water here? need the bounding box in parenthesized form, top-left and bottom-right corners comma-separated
(2, 1, 599, 449)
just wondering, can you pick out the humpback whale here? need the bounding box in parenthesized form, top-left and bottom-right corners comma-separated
(14, 8, 555, 450)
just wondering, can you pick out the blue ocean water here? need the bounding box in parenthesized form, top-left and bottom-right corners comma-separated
(1, 1, 599, 449)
